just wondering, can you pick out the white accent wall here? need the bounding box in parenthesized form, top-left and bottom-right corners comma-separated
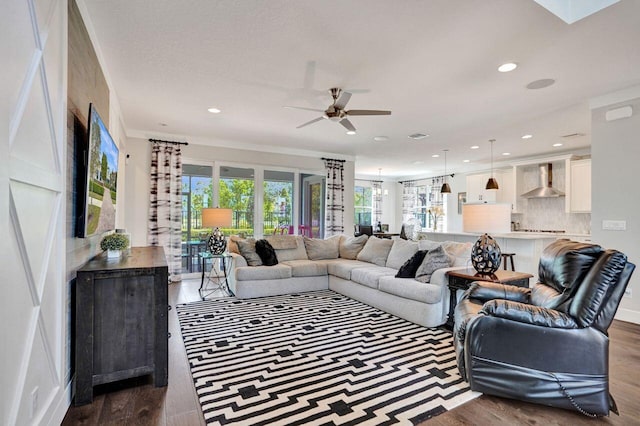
(2, 0, 69, 424)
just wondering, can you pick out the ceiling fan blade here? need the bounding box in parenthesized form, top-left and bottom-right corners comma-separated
(284, 106, 325, 112)
(339, 118, 356, 132)
(346, 109, 392, 116)
(334, 91, 352, 110)
(296, 116, 325, 129)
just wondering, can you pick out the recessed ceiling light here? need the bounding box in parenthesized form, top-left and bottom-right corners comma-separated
(502, 152, 511, 156)
(373, 136, 389, 141)
(470, 145, 479, 150)
(521, 134, 533, 139)
(526, 79, 555, 90)
(412, 160, 424, 165)
(553, 143, 563, 147)
(207, 107, 221, 114)
(346, 130, 356, 135)
(463, 159, 470, 163)
(432, 154, 440, 158)
(408, 133, 429, 140)
(498, 62, 518, 72)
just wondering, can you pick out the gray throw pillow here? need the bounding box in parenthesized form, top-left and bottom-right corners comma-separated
(303, 235, 340, 260)
(356, 236, 394, 266)
(339, 234, 368, 259)
(415, 245, 451, 283)
(236, 238, 263, 266)
(386, 238, 419, 270)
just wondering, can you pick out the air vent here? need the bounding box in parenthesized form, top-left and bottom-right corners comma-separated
(408, 133, 429, 140)
(561, 132, 585, 138)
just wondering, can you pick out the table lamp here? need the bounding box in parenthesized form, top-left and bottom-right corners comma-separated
(462, 203, 511, 275)
(202, 208, 233, 254)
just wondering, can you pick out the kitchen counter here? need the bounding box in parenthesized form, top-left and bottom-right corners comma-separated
(418, 231, 591, 240)
(417, 231, 591, 283)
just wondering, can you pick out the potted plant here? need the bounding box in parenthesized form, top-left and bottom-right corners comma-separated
(100, 233, 130, 258)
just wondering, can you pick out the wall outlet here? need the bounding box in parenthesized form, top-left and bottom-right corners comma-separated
(30, 387, 38, 419)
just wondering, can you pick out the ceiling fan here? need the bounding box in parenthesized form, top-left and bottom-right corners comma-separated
(286, 88, 391, 132)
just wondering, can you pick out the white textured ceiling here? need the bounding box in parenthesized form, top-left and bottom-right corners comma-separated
(80, 0, 640, 179)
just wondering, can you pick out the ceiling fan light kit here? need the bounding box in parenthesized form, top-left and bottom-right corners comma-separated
(289, 88, 391, 132)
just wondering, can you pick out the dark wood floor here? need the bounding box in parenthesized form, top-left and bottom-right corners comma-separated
(63, 279, 640, 425)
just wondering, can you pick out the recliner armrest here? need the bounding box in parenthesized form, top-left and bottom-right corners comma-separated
(466, 281, 531, 303)
(481, 299, 578, 329)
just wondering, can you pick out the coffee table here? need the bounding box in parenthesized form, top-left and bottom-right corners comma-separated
(445, 268, 533, 328)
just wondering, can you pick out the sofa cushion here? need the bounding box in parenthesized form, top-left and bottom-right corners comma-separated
(255, 239, 278, 266)
(395, 250, 428, 278)
(235, 264, 292, 281)
(415, 246, 452, 283)
(266, 235, 308, 261)
(442, 241, 473, 267)
(281, 260, 328, 277)
(356, 236, 394, 266)
(379, 276, 444, 304)
(339, 234, 369, 259)
(236, 238, 262, 266)
(386, 238, 419, 269)
(325, 259, 371, 280)
(304, 235, 340, 260)
(418, 239, 442, 251)
(350, 266, 397, 289)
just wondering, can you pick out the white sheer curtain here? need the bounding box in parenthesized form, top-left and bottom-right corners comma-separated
(324, 158, 345, 237)
(148, 143, 183, 281)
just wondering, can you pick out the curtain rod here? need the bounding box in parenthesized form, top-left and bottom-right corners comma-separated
(149, 138, 189, 146)
(399, 173, 455, 184)
(356, 178, 383, 183)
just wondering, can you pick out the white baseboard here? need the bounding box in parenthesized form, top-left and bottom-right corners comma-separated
(45, 381, 72, 426)
(614, 307, 640, 325)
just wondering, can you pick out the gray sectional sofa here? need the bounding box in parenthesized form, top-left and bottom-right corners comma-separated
(228, 234, 472, 327)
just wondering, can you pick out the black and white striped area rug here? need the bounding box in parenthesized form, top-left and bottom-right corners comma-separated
(176, 290, 479, 425)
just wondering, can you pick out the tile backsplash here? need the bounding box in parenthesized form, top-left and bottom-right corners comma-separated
(514, 197, 591, 234)
(513, 162, 591, 234)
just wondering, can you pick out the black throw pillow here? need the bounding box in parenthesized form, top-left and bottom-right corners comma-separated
(395, 250, 428, 278)
(255, 239, 278, 266)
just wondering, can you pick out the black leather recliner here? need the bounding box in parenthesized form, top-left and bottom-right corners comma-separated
(453, 239, 635, 417)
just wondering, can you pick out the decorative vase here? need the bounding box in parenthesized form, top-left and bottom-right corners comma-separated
(471, 233, 501, 274)
(107, 249, 121, 258)
(207, 228, 227, 254)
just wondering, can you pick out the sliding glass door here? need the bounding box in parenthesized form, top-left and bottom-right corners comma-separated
(301, 174, 324, 238)
(264, 170, 294, 235)
(182, 164, 213, 274)
(219, 166, 255, 237)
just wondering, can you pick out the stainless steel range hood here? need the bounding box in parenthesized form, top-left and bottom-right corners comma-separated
(520, 163, 565, 198)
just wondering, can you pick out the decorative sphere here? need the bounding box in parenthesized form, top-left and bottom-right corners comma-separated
(207, 229, 227, 254)
(471, 233, 502, 274)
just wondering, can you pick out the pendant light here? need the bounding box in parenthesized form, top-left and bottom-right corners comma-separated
(440, 149, 451, 193)
(485, 139, 499, 190)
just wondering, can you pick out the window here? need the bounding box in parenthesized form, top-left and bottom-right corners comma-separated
(354, 185, 373, 225)
(181, 164, 213, 273)
(264, 170, 294, 234)
(219, 166, 255, 237)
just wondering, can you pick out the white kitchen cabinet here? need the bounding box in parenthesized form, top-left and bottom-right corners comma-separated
(466, 169, 514, 207)
(570, 159, 591, 212)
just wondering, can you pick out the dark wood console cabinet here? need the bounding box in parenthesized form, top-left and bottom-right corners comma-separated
(74, 246, 169, 405)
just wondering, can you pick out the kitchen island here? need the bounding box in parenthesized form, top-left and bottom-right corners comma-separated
(417, 231, 591, 283)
